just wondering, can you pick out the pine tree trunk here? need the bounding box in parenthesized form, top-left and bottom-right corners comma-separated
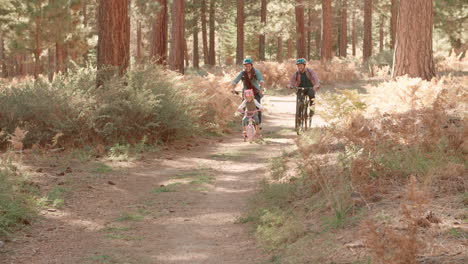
(295, 0, 306, 59)
(151, 0, 168, 65)
(34, 17, 42, 79)
(56, 42, 65, 73)
(321, 0, 332, 61)
(258, 0, 267, 61)
(208, 0, 216, 65)
(0, 33, 5, 78)
(48, 48, 54, 81)
(193, 23, 199, 68)
(83, 3, 88, 63)
(277, 36, 283, 62)
(236, 0, 244, 65)
(287, 38, 293, 59)
(315, 29, 321, 56)
(96, 0, 130, 86)
(169, 0, 185, 73)
(392, 0, 435, 80)
(390, 0, 398, 49)
(352, 12, 356, 56)
(339, 0, 347, 57)
(307, 3, 312, 60)
(184, 38, 190, 67)
(136, 21, 142, 64)
(363, 0, 373, 62)
(379, 16, 384, 53)
(201, 0, 208, 65)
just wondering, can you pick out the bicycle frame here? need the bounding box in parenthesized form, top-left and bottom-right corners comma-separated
(291, 86, 314, 134)
(239, 109, 261, 142)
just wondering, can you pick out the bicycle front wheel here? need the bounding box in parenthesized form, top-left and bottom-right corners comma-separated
(246, 124, 256, 142)
(296, 104, 304, 135)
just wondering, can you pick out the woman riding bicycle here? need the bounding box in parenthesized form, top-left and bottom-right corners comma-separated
(231, 58, 265, 124)
(287, 58, 321, 104)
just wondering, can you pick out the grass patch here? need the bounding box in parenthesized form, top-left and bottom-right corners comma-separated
(0, 161, 36, 238)
(447, 228, 468, 239)
(152, 183, 179, 194)
(90, 162, 113, 174)
(37, 186, 68, 208)
(116, 212, 145, 222)
(190, 174, 215, 185)
(270, 154, 287, 180)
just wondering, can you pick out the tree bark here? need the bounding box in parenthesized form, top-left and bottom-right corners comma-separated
(82, 3, 88, 63)
(295, 0, 307, 59)
(339, 0, 347, 57)
(321, 0, 332, 61)
(151, 0, 168, 65)
(136, 21, 142, 64)
(315, 30, 321, 56)
(34, 17, 42, 79)
(390, 0, 398, 49)
(236, 0, 244, 65)
(48, 48, 54, 81)
(258, 0, 267, 61)
(379, 15, 384, 53)
(363, 0, 373, 61)
(0, 33, 6, 78)
(352, 12, 356, 56)
(56, 42, 65, 73)
(363, 0, 373, 62)
(392, 0, 435, 80)
(201, 0, 208, 65)
(307, 4, 312, 60)
(96, 0, 130, 86)
(287, 38, 293, 59)
(184, 38, 189, 67)
(277, 36, 283, 62)
(193, 22, 199, 68)
(208, 0, 216, 65)
(169, 0, 185, 73)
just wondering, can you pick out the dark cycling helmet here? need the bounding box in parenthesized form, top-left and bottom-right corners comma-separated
(243, 58, 253, 65)
(296, 58, 307, 65)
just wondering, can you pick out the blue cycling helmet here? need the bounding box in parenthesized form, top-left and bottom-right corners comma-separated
(296, 58, 307, 65)
(243, 58, 253, 65)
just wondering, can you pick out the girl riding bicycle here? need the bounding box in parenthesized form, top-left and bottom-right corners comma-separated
(237, 89, 263, 139)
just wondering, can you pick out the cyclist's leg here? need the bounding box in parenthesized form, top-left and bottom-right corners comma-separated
(254, 93, 262, 124)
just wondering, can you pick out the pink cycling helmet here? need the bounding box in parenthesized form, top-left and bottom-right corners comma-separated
(244, 89, 254, 97)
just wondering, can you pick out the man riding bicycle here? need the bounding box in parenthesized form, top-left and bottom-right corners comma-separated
(287, 58, 320, 104)
(231, 58, 265, 124)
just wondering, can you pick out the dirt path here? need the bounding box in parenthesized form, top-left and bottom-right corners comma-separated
(2, 95, 319, 264)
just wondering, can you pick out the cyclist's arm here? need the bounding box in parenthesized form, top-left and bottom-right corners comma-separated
(231, 71, 243, 91)
(237, 100, 247, 111)
(308, 68, 320, 91)
(254, 99, 263, 110)
(288, 73, 297, 88)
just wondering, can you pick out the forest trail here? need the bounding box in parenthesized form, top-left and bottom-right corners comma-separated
(2, 95, 325, 264)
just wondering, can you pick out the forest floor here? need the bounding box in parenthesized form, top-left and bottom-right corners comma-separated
(1, 94, 318, 264)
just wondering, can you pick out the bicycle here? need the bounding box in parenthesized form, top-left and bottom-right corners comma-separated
(290, 86, 315, 135)
(238, 109, 261, 142)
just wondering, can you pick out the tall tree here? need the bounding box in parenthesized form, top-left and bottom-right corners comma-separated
(236, 0, 244, 65)
(193, 21, 199, 68)
(170, 0, 185, 73)
(339, 0, 347, 57)
(352, 11, 356, 56)
(96, 0, 130, 85)
(277, 36, 283, 62)
(295, 0, 306, 58)
(201, 0, 208, 65)
(258, 0, 267, 61)
(287, 38, 293, 58)
(208, 0, 215, 65)
(363, 0, 373, 61)
(136, 21, 142, 64)
(321, 0, 332, 61)
(150, 0, 168, 64)
(379, 15, 384, 53)
(390, 0, 398, 49)
(392, 0, 435, 80)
